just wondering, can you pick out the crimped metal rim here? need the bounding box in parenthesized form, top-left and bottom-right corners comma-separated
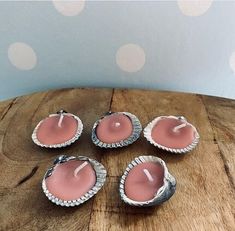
(91, 112, 142, 148)
(143, 116, 200, 154)
(119, 155, 176, 207)
(32, 113, 83, 148)
(42, 155, 107, 207)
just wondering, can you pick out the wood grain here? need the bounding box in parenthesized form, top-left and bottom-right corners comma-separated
(202, 96, 235, 189)
(90, 89, 235, 231)
(0, 88, 113, 231)
(0, 88, 234, 231)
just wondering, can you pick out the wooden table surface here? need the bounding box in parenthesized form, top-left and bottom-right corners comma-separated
(0, 88, 234, 231)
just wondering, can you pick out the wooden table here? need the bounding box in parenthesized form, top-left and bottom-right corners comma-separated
(0, 88, 234, 231)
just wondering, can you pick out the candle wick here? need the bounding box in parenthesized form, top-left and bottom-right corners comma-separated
(143, 169, 154, 182)
(115, 122, 121, 127)
(173, 123, 187, 132)
(58, 113, 64, 128)
(74, 161, 88, 177)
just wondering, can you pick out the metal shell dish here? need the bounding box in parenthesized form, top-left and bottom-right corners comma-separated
(32, 111, 83, 148)
(143, 116, 200, 154)
(91, 111, 142, 148)
(119, 155, 176, 207)
(42, 155, 107, 207)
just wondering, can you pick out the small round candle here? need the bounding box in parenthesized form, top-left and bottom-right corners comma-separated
(36, 115, 78, 145)
(33, 110, 83, 147)
(124, 162, 164, 202)
(151, 117, 195, 149)
(96, 113, 133, 143)
(45, 160, 96, 201)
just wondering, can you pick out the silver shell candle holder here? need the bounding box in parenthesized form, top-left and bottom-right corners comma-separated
(42, 155, 107, 207)
(119, 155, 176, 207)
(32, 110, 83, 148)
(91, 111, 142, 148)
(144, 116, 200, 154)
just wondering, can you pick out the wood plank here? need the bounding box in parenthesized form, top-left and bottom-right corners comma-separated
(0, 88, 113, 231)
(202, 96, 235, 142)
(202, 96, 235, 189)
(0, 98, 16, 121)
(90, 142, 235, 231)
(0, 88, 234, 231)
(0, 186, 92, 231)
(89, 89, 235, 231)
(0, 98, 19, 136)
(217, 142, 235, 188)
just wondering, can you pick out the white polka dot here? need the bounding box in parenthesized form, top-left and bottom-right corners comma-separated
(178, 0, 213, 16)
(116, 44, 146, 73)
(8, 42, 37, 70)
(229, 52, 235, 73)
(53, 0, 85, 16)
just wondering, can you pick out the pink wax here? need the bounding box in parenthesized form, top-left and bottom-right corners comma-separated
(124, 162, 164, 202)
(45, 160, 96, 201)
(96, 114, 133, 143)
(151, 118, 195, 149)
(36, 115, 78, 145)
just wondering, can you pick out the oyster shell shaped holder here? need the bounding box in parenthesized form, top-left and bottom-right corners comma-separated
(91, 111, 142, 148)
(144, 116, 200, 154)
(42, 155, 107, 207)
(119, 155, 176, 207)
(32, 110, 83, 148)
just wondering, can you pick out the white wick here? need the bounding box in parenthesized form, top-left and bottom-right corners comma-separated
(143, 169, 154, 182)
(115, 122, 121, 127)
(74, 161, 88, 177)
(58, 113, 64, 128)
(173, 123, 187, 132)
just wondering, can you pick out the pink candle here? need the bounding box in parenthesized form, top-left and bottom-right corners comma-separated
(36, 114, 79, 146)
(151, 117, 196, 149)
(96, 113, 133, 143)
(45, 160, 96, 201)
(124, 162, 164, 202)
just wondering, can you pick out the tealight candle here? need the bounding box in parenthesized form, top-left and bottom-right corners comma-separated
(144, 116, 200, 153)
(124, 162, 164, 201)
(92, 112, 142, 148)
(42, 155, 107, 207)
(32, 110, 83, 148)
(96, 113, 133, 143)
(46, 160, 96, 201)
(120, 155, 176, 206)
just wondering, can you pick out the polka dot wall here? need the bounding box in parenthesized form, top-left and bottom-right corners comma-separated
(1, 0, 235, 100)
